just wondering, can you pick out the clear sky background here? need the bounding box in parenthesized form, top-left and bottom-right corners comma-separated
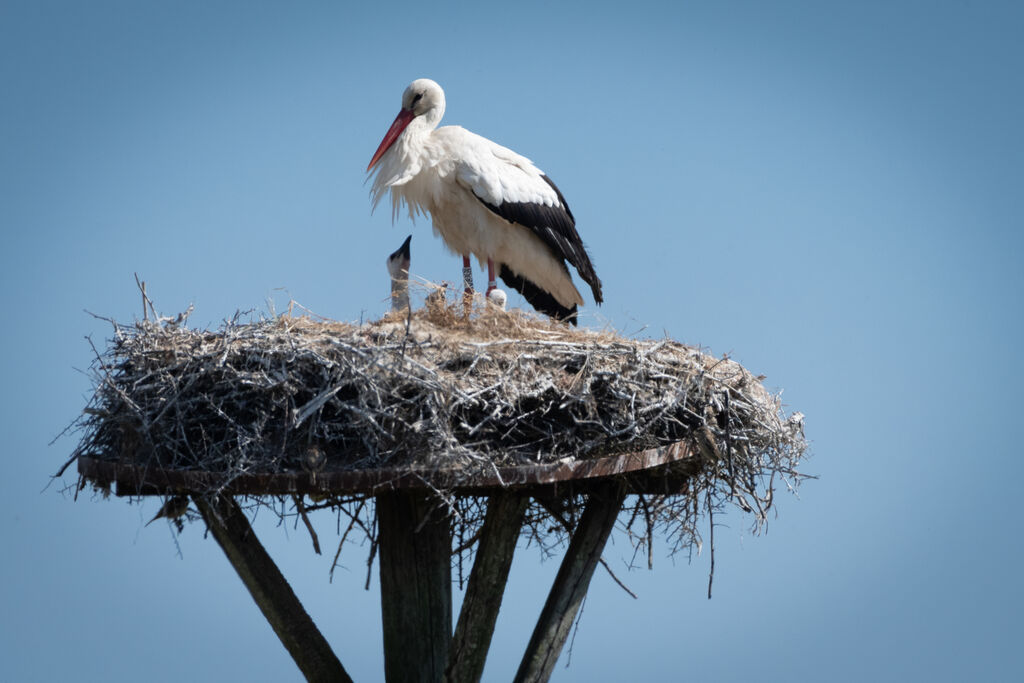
(2, 1, 1022, 681)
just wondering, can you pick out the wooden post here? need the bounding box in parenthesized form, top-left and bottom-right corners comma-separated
(447, 492, 530, 683)
(376, 491, 453, 683)
(513, 483, 627, 683)
(192, 495, 352, 683)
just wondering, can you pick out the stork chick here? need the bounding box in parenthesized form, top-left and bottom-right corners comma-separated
(487, 288, 507, 311)
(386, 234, 412, 312)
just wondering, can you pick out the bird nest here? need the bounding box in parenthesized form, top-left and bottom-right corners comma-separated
(67, 294, 809, 565)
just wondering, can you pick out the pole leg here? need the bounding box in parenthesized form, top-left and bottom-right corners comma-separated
(513, 484, 627, 683)
(192, 495, 352, 683)
(447, 492, 530, 683)
(376, 491, 452, 683)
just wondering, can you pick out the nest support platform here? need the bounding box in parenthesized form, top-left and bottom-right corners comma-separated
(69, 305, 807, 682)
(76, 443, 694, 683)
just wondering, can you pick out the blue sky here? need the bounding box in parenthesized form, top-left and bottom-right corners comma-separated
(2, 1, 1022, 681)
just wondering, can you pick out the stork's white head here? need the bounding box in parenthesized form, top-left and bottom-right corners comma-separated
(402, 78, 445, 121)
(367, 78, 446, 171)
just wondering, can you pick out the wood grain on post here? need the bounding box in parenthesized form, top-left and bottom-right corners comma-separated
(376, 491, 453, 683)
(192, 495, 352, 683)
(513, 483, 627, 683)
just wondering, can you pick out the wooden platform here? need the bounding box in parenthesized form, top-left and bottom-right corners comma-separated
(77, 440, 697, 497)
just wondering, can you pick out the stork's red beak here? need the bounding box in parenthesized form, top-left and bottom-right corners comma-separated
(367, 108, 416, 171)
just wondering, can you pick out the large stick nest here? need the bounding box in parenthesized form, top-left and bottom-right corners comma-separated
(69, 296, 809, 563)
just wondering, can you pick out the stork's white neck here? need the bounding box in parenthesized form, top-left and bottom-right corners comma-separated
(418, 98, 445, 130)
(398, 101, 444, 153)
(368, 81, 447, 219)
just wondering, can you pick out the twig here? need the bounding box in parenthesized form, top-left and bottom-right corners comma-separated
(599, 558, 637, 599)
(330, 500, 367, 582)
(706, 488, 715, 600)
(293, 495, 321, 555)
(365, 512, 378, 591)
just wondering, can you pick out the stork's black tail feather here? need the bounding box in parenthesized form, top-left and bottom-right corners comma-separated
(499, 265, 578, 326)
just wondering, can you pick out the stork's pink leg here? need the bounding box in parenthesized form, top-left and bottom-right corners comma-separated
(486, 258, 496, 295)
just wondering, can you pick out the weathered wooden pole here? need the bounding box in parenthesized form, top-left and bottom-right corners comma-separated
(192, 495, 352, 683)
(513, 483, 627, 683)
(447, 492, 530, 683)
(376, 490, 453, 683)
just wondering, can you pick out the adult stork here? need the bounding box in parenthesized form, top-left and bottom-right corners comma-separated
(367, 78, 602, 325)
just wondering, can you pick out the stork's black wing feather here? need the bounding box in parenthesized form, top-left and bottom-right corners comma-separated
(478, 175, 603, 305)
(499, 265, 578, 326)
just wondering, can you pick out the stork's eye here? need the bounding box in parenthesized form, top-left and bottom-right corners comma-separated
(412, 93, 423, 104)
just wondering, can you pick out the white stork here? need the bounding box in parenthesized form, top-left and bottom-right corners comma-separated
(367, 78, 602, 325)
